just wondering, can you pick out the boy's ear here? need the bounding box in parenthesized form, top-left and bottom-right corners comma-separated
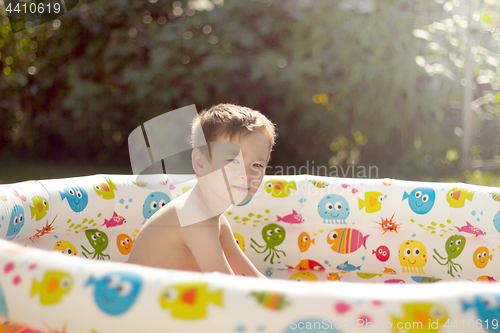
(192, 147, 210, 175)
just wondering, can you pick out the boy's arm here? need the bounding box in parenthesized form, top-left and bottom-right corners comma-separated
(219, 215, 266, 278)
(181, 219, 235, 275)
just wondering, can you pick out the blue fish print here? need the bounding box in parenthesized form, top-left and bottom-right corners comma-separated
(6, 205, 24, 240)
(86, 272, 142, 315)
(336, 260, 361, 272)
(59, 186, 88, 213)
(402, 187, 435, 215)
(462, 294, 500, 332)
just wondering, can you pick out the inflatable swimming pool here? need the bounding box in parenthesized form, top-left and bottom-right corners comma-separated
(2, 174, 500, 332)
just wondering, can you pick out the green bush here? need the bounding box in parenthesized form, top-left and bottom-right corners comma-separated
(1, 0, 499, 181)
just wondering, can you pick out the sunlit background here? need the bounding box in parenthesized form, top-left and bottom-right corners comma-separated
(1, 0, 500, 185)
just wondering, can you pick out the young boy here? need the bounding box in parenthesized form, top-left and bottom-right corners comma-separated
(128, 104, 276, 278)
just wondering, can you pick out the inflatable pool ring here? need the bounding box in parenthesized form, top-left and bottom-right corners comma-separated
(2, 174, 500, 332)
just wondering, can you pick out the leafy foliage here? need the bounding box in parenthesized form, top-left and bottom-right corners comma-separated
(0, 0, 498, 179)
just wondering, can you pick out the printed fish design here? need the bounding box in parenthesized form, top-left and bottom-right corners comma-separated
(391, 302, 448, 333)
(93, 178, 117, 200)
(264, 179, 297, 198)
(455, 221, 485, 237)
(31, 271, 73, 305)
(308, 179, 329, 188)
(29, 195, 49, 221)
(446, 187, 474, 208)
(473, 246, 492, 269)
(250, 291, 290, 310)
(86, 272, 142, 315)
(402, 187, 436, 215)
(336, 261, 361, 272)
(411, 276, 442, 283)
(298, 232, 315, 253)
(102, 212, 126, 228)
(357, 273, 383, 279)
(160, 282, 223, 320)
(382, 267, 397, 275)
(276, 210, 303, 224)
(373, 245, 390, 262)
(289, 272, 318, 282)
(286, 260, 325, 271)
(327, 228, 369, 254)
(382, 179, 396, 186)
(477, 276, 497, 282)
(462, 295, 500, 331)
(326, 272, 342, 281)
(59, 187, 88, 213)
(358, 191, 383, 213)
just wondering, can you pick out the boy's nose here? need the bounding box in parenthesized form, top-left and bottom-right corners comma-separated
(235, 165, 248, 178)
(238, 171, 249, 183)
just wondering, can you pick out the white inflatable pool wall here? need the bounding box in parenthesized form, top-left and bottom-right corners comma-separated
(1, 174, 500, 332)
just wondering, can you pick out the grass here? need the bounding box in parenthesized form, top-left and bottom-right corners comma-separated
(0, 158, 132, 184)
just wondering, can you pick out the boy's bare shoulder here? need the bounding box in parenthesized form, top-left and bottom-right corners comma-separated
(143, 201, 179, 228)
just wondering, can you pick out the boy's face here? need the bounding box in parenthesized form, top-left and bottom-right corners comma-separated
(200, 130, 270, 205)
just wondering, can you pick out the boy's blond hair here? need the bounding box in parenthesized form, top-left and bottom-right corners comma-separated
(191, 104, 277, 156)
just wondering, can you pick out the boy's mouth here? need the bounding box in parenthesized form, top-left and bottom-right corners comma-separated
(232, 185, 249, 192)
